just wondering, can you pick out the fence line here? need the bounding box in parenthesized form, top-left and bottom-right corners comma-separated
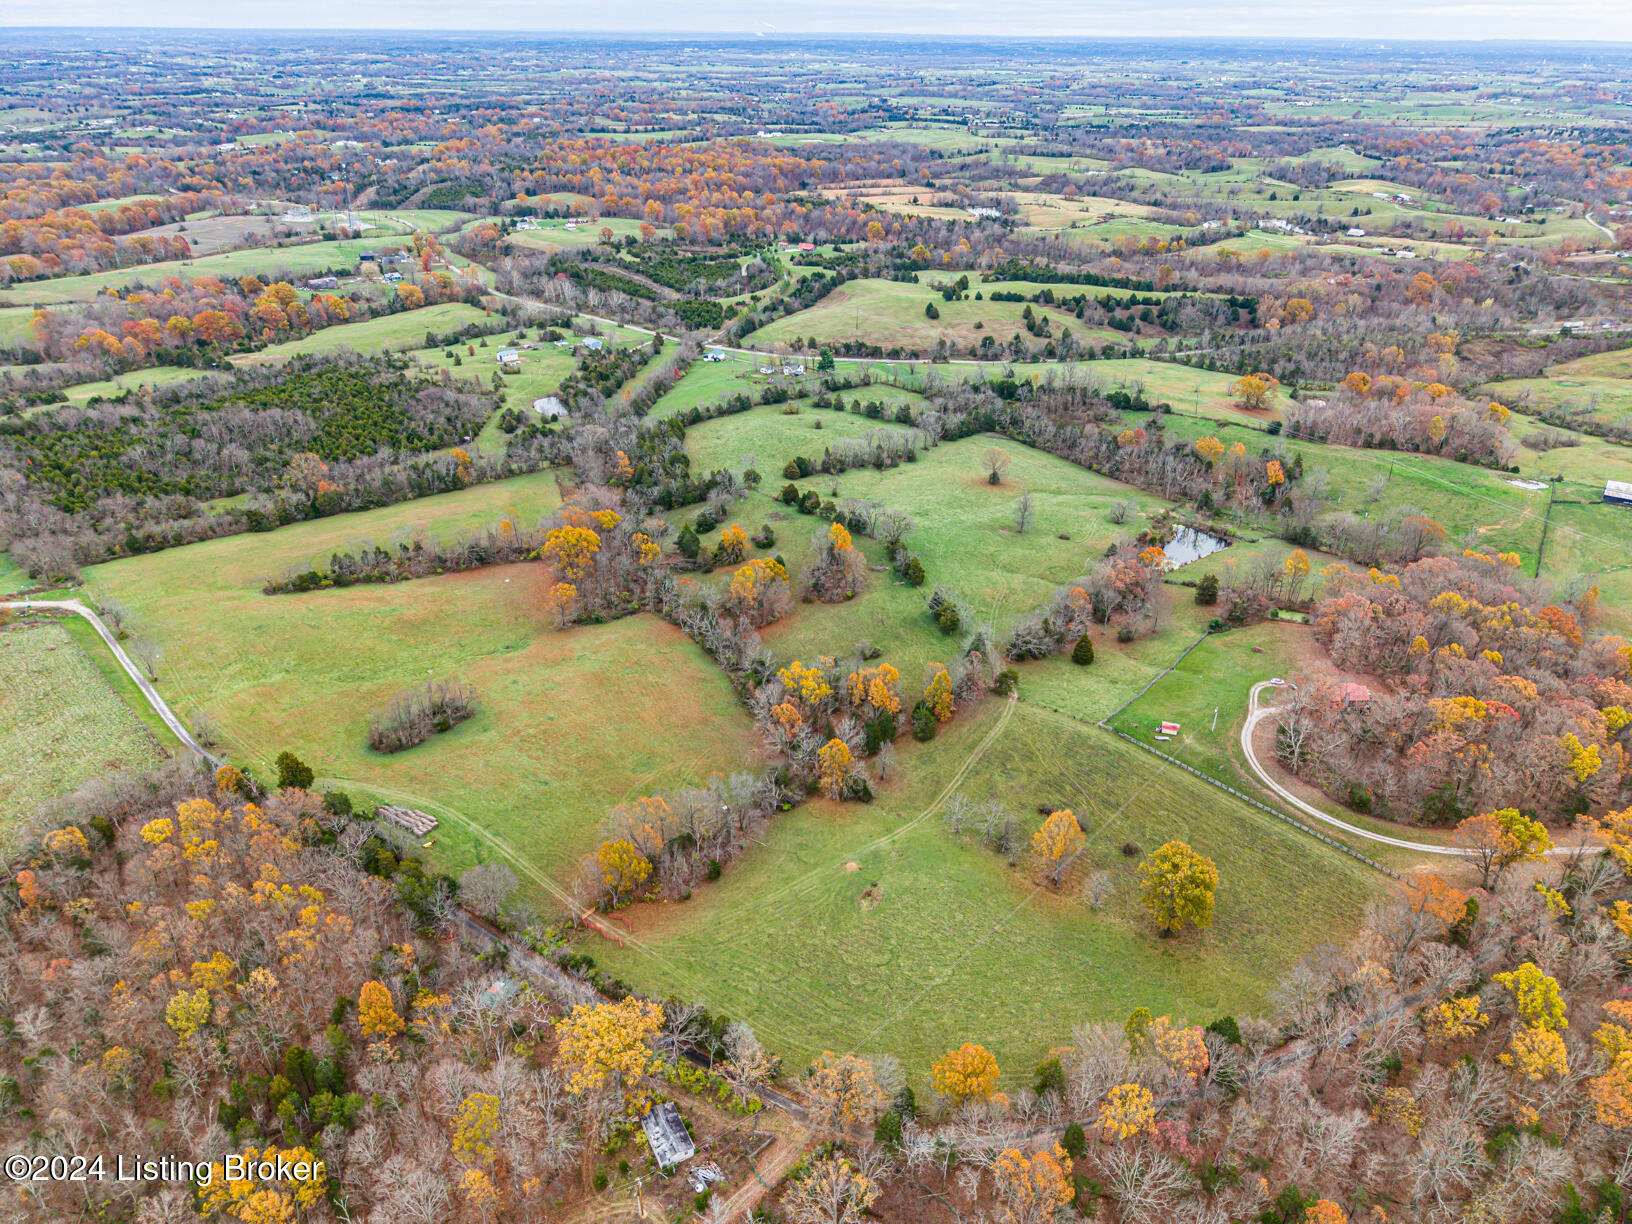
(1090, 627, 1400, 878)
(1106, 729, 1401, 879)
(1100, 630, 1211, 725)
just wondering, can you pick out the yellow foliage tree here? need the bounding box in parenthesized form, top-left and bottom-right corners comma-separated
(923, 664, 955, 722)
(1425, 996, 1490, 1046)
(828, 521, 853, 552)
(555, 997, 664, 1113)
(597, 838, 653, 905)
(847, 663, 901, 716)
(1149, 1015, 1209, 1081)
(930, 1042, 1001, 1105)
(1494, 962, 1566, 1031)
(717, 523, 749, 564)
(1195, 435, 1225, 465)
(451, 1092, 501, 1165)
(460, 1167, 499, 1211)
(1588, 1050, 1632, 1129)
(991, 1145, 1074, 1224)
(1097, 1082, 1155, 1139)
(1453, 808, 1551, 889)
(358, 980, 403, 1040)
(817, 738, 856, 800)
(1501, 1024, 1569, 1080)
(1371, 1085, 1423, 1136)
(778, 659, 833, 708)
(199, 1145, 327, 1222)
(1031, 810, 1085, 886)
(1305, 1200, 1348, 1224)
(42, 825, 89, 860)
(1137, 841, 1218, 935)
(542, 524, 601, 581)
(1232, 374, 1275, 411)
(164, 988, 210, 1038)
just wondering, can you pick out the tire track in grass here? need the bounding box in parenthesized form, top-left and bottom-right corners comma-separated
(709, 690, 1019, 928)
(584, 693, 1023, 1051)
(848, 770, 1158, 1059)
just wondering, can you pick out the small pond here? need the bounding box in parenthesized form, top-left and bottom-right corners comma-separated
(1163, 525, 1231, 569)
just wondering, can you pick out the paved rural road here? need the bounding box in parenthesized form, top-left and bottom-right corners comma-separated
(1241, 681, 1579, 858)
(3, 598, 219, 766)
(1240, 680, 1473, 857)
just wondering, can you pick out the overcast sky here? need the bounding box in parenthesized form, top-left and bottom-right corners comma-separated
(5, 1, 1632, 41)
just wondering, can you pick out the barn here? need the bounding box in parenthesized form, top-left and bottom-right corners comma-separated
(1605, 480, 1632, 507)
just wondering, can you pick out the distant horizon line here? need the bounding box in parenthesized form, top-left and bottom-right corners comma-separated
(2, 26, 1632, 46)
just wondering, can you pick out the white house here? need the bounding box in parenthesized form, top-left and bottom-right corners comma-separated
(495, 348, 520, 363)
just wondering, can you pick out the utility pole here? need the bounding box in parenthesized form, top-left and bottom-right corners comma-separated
(1212, 706, 1219, 733)
(635, 1177, 645, 1219)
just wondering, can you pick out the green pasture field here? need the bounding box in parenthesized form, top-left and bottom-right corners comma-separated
(0, 307, 35, 349)
(808, 433, 1171, 627)
(751, 278, 1130, 354)
(1131, 410, 1554, 568)
(681, 393, 926, 476)
(1502, 412, 1632, 489)
(0, 240, 369, 307)
(671, 409, 1180, 679)
(1105, 621, 1455, 865)
(52, 366, 212, 406)
(0, 555, 28, 596)
(80, 474, 767, 886)
(354, 208, 475, 234)
(227, 302, 492, 366)
(0, 620, 167, 820)
(922, 276, 1181, 304)
(591, 696, 1384, 1083)
(505, 218, 667, 255)
(645, 357, 765, 419)
(1057, 218, 1195, 249)
(1488, 351, 1632, 433)
(1536, 494, 1632, 635)
(838, 356, 1290, 422)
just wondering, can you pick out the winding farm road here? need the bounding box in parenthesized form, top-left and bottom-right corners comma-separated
(1241, 681, 1580, 858)
(3, 598, 220, 767)
(1240, 681, 1473, 857)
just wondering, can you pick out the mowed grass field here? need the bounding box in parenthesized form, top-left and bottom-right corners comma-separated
(0, 239, 368, 306)
(0, 306, 35, 348)
(229, 302, 492, 366)
(1487, 347, 1632, 432)
(752, 278, 1130, 353)
(1132, 410, 1556, 568)
(0, 620, 167, 819)
(672, 413, 1183, 679)
(1107, 621, 1455, 866)
(81, 474, 765, 885)
(800, 433, 1172, 628)
(593, 696, 1385, 1082)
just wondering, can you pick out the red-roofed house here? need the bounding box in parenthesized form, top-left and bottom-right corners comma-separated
(1338, 683, 1372, 708)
